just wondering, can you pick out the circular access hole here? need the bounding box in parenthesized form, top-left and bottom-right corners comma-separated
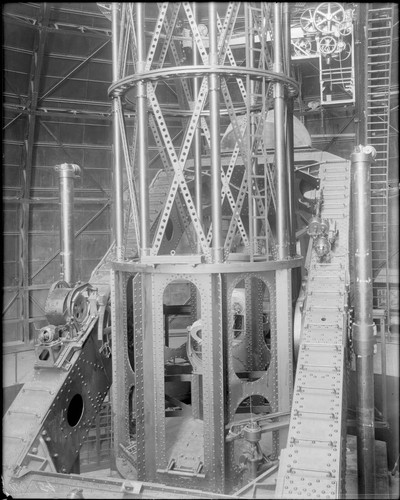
(67, 394, 84, 427)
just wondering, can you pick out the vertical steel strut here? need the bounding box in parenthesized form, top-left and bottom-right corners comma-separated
(111, 3, 124, 260)
(273, 3, 289, 260)
(282, 2, 295, 257)
(136, 2, 150, 256)
(192, 2, 203, 253)
(208, 2, 223, 263)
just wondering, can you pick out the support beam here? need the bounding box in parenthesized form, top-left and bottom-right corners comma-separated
(192, 2, 203, 253)
(19, 4, 50, 344)
(136, 2, 150, 256)
(4, 41, 110, 130)
(29, 201, 111, 282)
(208, 2, 223, 263)
(38, 40, 110, 103)
(111, 3, 125, 260)
(39, 121, 110, 196)
(283, 3, 295, 257)
(273, 3, 289, 260)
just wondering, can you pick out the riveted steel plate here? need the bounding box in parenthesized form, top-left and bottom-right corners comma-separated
(302, 328, 343, 344)
(281, 474, 338, 498)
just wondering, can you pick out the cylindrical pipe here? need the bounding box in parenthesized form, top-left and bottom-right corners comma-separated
(283, 3, 296, 257)
(111, 3, 124, 260)
(136, 3, 150, 256)
(54, 163, 80, 286)
(193, 2, 203, 252)
(208, 3, 223, 263)
(354, 3, 368, 146)
(351, 149, 376, 495)
(273, 3, 289, 260)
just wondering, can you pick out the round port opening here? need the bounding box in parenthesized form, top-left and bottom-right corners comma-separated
(67, 394, 84, 427)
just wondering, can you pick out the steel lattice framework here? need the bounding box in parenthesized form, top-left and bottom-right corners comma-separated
(108, 2, 301, 494)
(108, 2, 299, 262)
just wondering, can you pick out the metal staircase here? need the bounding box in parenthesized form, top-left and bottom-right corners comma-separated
(366, 4, 394, 316)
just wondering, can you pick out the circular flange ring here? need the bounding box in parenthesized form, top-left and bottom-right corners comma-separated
(108, 65, 299, 99)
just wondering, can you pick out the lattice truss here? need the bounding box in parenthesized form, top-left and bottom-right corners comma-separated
(108, 2, 297, 262)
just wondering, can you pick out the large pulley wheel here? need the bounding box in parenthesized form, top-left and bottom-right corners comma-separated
(332, 40, 351, 61)
(314, 3, 345, 34)
(300, 8, 316, 33)
(338, 19, 353, 36)
(319, 35, 337, 55)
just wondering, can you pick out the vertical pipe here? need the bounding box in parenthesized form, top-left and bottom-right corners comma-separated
(208, 3, 223, 263)
(55, 163, 80, 286)
(351, 149, 376, 495)
(380, 316, 388, 422)
(273, 3, 289, 260)
(354, 3, 368, 145)
(111, 3, 124, 260)
(283, 3, 295, 257)
(136, 3, 150, 256)
(193, 2, 203, 252)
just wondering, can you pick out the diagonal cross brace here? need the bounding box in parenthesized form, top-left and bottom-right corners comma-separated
(147, 80, 210, 259)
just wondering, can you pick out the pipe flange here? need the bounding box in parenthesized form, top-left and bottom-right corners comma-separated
(54, 163, 81, 178)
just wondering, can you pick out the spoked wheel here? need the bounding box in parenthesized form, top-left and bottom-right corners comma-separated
(300, 8, 316, 33)
(319, 35, 337, 55)
(332, 40, 352, 61)
(314, 2, 345, 34)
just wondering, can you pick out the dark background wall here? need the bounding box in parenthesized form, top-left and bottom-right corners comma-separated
(2, 3, 113, 383)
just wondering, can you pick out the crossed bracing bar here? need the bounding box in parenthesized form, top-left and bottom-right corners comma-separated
(110, 2, 298, 262)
